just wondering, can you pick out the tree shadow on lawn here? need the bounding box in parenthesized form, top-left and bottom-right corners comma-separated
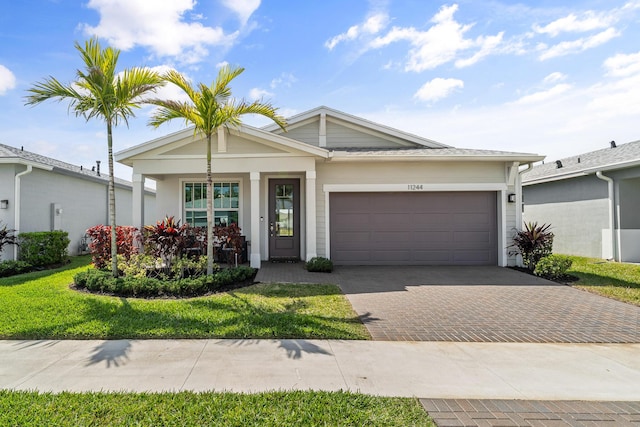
(572, 271, 640, 289)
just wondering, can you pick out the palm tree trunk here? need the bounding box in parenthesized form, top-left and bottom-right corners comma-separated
(206, 132, 214, 275)
(107, 121, 118, 278)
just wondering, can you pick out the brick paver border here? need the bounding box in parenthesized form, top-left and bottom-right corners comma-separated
(420, 399, 640, 426)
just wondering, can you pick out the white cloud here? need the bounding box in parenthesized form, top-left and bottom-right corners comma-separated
(455, 32, 504, 68)
(543, 72, 567, 84)
(414, 77, 464, 102)
(533, 11, 616, 37)
(221, 0, 260, 26)
(325, 12, 389, 50)
(368, 4, 506, 72)
(512, 83, 572, 105)
(538, 28, 620, 60)
(270, 72, 297, 89)
(248, 87, 274, 100)
(0, 65, 16, 95)
(82, 0, 234, 64)
(604, 51, 640, 77)
(216, 61, 230, 68)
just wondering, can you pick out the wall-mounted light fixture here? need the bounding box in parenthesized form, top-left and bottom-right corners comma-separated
(0, 200, 8, 209)
(507, 193, 516, 203)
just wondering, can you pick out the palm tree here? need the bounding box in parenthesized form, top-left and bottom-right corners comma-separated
(148, 65, 287, 274)
(25, 37, 164, 277)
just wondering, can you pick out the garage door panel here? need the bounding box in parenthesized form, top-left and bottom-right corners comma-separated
(330, 192, 497, 265)
(332, 213, 371, 231)
(372, 231, 412, 247)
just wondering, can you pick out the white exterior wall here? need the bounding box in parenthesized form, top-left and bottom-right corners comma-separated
(314, 161, 517, 264)
(0, 166, 154, 260)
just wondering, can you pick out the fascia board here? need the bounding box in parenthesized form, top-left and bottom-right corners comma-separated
(0, 158, 54, 171)
(328, 153, 545, 163)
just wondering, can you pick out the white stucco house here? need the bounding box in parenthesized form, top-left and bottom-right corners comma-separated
(115, 106, 544, 268)
(0, 143, 156, 260)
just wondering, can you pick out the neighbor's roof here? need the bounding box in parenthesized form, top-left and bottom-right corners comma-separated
(523, 140, 640, 185)
(0, 143, 148, 190)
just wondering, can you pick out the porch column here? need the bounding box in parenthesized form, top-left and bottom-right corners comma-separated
(250, 172, 261, 268)
(305, 170, 317, 261)
(132, 173, 145, 230)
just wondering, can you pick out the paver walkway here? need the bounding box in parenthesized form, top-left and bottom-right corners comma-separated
(421, 399, 640, 427)
(256, 263, 640, 343)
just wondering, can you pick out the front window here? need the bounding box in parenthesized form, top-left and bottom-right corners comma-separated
(184, 182, 239, 227)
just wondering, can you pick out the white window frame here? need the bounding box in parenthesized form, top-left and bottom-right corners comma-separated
(180, 178, 244, 228)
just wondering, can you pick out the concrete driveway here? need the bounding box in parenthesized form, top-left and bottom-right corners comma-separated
(255, 264, 640, 343)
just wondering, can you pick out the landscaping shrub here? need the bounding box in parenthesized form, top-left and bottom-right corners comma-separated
(18, 231, 70, 267)
(305, 257, 333, 273)
(0, 260, 32, 277)
(510, 222, 554, 271)
(143, 216, 189, 269)
(73, 265, 256, 298)
(0, 221, 18, 256)
(86, 225, 138, 269)
(534, 254, 573, 280)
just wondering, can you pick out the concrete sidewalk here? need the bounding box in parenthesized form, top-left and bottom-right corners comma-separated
(1, 339, 639, 401)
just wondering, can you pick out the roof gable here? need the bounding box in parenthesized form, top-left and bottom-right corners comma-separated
(263, 106, 449, 149)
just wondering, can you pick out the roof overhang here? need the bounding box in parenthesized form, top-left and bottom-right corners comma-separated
(327, 151, 545, 163)
(0, 158, 54, 171)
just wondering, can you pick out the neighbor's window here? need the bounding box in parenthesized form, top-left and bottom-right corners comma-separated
(184, 182, 239, 227)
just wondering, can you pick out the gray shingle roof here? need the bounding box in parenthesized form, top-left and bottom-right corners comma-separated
(0, 143, 135, 188)
(331, 146, 542, 158)
(523, 140, 640, 183)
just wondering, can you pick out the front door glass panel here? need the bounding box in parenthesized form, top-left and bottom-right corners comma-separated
(275, 184, 294, 237)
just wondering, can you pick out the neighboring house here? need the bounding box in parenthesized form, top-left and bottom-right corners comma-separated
(523, 140, 640, 262)
(115, 106, 543, 268)
(0, 143, 156, 261)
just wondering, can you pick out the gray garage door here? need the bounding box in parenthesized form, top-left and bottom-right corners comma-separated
(330, 192, 498, 265)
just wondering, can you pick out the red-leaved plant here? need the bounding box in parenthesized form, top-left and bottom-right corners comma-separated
(143, 216, 189, 268)
(86, 225, 139, 269)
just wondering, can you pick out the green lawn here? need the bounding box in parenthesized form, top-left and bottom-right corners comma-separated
(0, 390, 434, 426)
(567, 255, 640, 306)
(0, 256, 369, 340)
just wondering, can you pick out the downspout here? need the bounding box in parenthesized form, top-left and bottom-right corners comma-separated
(595, 171, 616, 261)
(14, 165, 33, 259)
(517, 163, 533, 227)
(514, 163, 533, 267)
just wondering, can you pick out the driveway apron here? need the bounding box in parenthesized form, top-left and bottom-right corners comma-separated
(255, 263, 640, 343)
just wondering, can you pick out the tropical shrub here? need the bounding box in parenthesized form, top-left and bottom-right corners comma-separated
(305, 257, 333, 273)
(18, 231, 70, 267)
(0, 260, 33, 277)
(0, 222, 18, 255)
(73, 265, 256, 298)
(86, 225, 138, 269)
(510, 222, 554, 271)
(143, 216, 189, 269)
(534, 254, 573, 280)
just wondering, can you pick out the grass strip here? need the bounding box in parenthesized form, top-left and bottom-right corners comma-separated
(0, 390, 433, 426)
(567, 255, 640, 306)
(0, 256, 369, 340)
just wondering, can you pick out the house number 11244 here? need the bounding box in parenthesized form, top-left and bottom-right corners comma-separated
(408, 184, 424, 190)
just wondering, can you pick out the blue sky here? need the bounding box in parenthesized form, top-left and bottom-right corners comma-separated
(1, 0, 639, 180)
